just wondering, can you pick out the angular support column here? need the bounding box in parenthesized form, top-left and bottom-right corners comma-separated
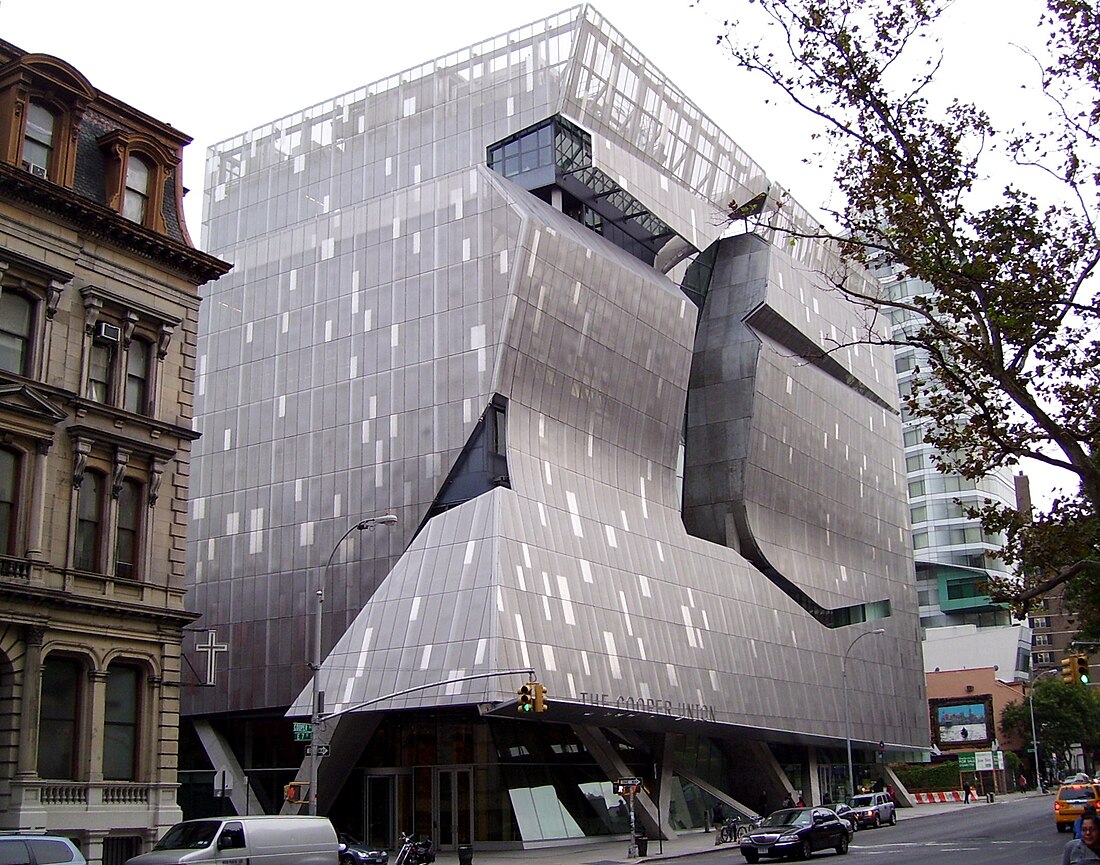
(571, 724, 673, 840)
(194, 719, 265, 816)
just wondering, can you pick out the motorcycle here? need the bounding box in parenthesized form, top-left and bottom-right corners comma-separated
(392, 833, 435, 865)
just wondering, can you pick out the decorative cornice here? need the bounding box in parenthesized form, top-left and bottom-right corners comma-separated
(0, 580, 200, 626)
(0, 380, 68, 424)
(0, 163, 231, 286)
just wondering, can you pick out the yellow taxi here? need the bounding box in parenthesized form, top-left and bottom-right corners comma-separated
(1054, 781, 1100, 832)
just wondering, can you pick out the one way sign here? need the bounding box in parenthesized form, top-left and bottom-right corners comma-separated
(305, 744, 331, 757)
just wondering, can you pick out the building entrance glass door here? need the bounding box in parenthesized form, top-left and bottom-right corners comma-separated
(434, 767, 473, 849)
(365, 774, 396, 851)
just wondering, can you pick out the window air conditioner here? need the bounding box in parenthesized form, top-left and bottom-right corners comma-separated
(94, 321, 122, 343)
(23, 162, 48, 179)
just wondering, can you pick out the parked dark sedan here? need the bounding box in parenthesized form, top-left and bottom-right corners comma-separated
(338, 833, 388, 865)
(739, 807, 851, 862)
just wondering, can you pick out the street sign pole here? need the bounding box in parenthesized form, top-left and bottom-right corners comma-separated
(628, 789, 637, 858)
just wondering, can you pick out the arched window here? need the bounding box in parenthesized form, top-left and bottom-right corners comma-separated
(0, 291, 34, 375)
(104, 663, 140, 781)
(122, 155, 151, 224)
(0, 448, 18, 556)
(38, 655, 82, 779)
(115, 478, 142, 580)
(22, 100, 56, 177)
(75, 470, 104, 572)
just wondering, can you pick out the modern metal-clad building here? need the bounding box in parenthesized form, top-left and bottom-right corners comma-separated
(185, 4, 926, 850)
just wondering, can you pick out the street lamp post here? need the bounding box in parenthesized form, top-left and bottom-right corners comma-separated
(1027, 667, 1058, 792)
(309, 513, 398, 816)
(844, 628, 885, 800)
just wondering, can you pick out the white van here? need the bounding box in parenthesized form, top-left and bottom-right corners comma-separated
(126, 816, 338, 865)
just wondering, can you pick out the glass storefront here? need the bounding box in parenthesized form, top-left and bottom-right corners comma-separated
(325, 710, 726, 849)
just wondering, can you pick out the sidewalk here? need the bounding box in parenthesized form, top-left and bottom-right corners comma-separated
(426, 791, 1046, 865)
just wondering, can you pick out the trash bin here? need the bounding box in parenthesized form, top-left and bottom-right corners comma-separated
(457, 844, 474, 865)
(636, 836, 648, 857)
(986, 792, 995, 803)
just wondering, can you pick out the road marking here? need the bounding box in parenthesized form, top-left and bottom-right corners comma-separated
(854, 840, 1049, 849)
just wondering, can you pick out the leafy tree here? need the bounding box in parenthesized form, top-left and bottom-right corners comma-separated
(1000, 677, 1100, 772)
(715, 0, 1100, 627)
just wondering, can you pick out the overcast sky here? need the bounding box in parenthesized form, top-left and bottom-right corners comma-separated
(3, 0, 1047, 240)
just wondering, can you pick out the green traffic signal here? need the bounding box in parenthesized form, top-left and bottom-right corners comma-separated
(517, 683, 533, 712)
(1076, 654, 1090, 685)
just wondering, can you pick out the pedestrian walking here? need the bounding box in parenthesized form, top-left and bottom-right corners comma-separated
(962, 781, 972, 804)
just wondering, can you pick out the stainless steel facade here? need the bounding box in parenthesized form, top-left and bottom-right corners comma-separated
(187, 3, 926, 842)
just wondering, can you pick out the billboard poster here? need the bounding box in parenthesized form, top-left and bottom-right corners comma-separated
(929, 696, 994, 747)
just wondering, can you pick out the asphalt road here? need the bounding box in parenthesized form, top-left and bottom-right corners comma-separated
(692, 796, 1068, 865)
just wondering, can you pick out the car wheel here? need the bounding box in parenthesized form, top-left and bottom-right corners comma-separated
(872, 813, 880, 829)
(743, 851, 760, 863)
(836, 834, 849, 855)
(799, 839, 813, 860)
(888, 809, 897, 826)
(340, 855, 355, 865)
(1057, 823, 1070, 833)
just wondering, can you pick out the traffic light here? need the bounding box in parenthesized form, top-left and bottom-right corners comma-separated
(517, 683, 533, 713)
(1076, 654, 1090, 685)
(284, 781, 309, 804)
(1062, 655, 1078, 684)
(533, 682, 547, 713)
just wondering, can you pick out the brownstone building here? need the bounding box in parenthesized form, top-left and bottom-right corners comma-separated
(0, 40, 228, 863)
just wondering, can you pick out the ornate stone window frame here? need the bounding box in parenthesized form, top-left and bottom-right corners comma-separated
(97, 129, 178, 233)
(0, 53, 93, 187)
(79, 284, 180, 417)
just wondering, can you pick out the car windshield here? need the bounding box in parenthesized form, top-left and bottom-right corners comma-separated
(849, 795, 875, 808)
(154, 822, 221, 850)
(1058, 787, 1094, 801)
(760, 809, 810, 828)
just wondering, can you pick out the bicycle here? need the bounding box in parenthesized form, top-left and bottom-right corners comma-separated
(718, 814, 762, 843)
